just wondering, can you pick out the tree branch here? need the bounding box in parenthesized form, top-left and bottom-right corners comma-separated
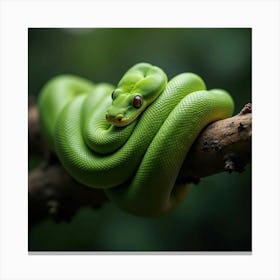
(28, 162, 108, 228)
(28, 101, 251, 226)
(178, 103, 251, 184)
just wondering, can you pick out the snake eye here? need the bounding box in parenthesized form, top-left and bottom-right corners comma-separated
(111, 90, 115, 100)
(132, 95, 142, 108)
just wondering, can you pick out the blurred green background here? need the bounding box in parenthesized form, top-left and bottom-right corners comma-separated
(28, 28, 251, 251)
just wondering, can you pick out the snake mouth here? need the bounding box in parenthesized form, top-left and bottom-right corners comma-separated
(105, 113, 132, 127)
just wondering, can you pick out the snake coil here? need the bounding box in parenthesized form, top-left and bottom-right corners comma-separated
(39, 63, 234, 217)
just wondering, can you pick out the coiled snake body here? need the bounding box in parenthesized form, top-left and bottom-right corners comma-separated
(39, 63, 234, 216)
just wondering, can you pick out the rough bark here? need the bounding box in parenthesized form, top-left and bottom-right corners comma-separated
(178, 103, 251, 184)
(28, 162, 108, 228)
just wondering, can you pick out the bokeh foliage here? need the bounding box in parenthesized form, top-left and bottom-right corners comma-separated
(28, 28, 251, 251)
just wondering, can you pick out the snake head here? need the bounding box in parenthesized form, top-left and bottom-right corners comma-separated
(106, 90, 145, 127)
(105, 62, 167, 127)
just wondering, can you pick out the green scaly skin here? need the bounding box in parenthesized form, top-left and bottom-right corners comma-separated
(38, 62, 234, 217)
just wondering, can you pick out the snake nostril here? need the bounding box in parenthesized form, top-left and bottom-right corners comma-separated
(116, 114, 123, 122)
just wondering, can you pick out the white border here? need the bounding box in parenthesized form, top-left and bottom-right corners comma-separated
(1, 0, 279, 279)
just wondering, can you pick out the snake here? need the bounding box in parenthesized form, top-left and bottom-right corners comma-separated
(38, 62, 234, 217)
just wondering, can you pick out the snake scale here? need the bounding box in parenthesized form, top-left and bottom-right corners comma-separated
(39, 63, 234, 217)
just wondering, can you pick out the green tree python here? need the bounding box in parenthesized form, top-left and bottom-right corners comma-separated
(38, 63, 234, 217)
